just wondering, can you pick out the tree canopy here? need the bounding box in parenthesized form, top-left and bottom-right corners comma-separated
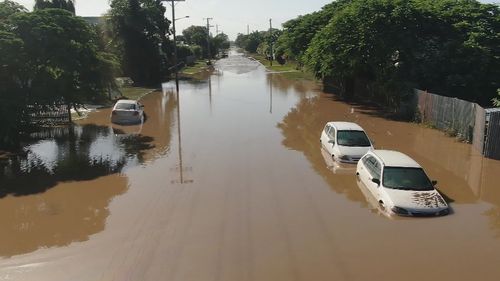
(34, 0, 75, 14)
(108, 0, 171, 86)
(273, 0, 500, 108)
(182, 25, 229, 59)
(0, 4, 116, 147)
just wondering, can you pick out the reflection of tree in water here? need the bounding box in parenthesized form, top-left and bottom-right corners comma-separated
(0, 124, 156, 257)
(0, 124, 154, 198)
(267, 73, 318, 94)
(277, 96, 364, 204)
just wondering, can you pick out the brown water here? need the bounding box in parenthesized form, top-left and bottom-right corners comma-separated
(1, 50, 500, 281)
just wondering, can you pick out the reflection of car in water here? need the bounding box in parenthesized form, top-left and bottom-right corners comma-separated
(111, 99, 144, 125)
(320, 122, 373, 163)
(356, 150, 449, 217)
(320, 148, 356, 175)
(111, 122, 143, 136)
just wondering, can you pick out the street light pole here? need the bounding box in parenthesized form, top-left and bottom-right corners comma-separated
(162, 0, 185, 93)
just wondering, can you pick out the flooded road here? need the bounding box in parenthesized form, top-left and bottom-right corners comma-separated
(1, 50, 500, 281)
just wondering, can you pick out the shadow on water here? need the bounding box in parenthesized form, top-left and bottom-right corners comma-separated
(0, 124, 155, 198)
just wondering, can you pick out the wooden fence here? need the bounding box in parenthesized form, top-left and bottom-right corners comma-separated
(29, 104, 70, 125)
(414, 90, 500, 160)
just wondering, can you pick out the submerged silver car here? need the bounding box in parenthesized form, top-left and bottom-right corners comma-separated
(356, 150, 449, 217)
(111, 99, 144, 125)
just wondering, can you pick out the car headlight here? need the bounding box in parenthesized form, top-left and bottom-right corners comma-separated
(392, 206, 409, 215)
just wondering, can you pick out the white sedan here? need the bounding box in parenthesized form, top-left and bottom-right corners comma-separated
(320, 121, 373, 163)
(110, 99, 144, 125)
(356, 150, 449, 217)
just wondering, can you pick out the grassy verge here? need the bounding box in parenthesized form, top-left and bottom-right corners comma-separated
(119, 86, 156, 100)
(181, 60, 211, 75)
(249, 53, 316, 80)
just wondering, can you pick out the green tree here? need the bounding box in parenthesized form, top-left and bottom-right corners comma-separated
(182, 25, 210, 57)
(493, 89, 500, 107)
(0, 0, 27, 22)
(34, 0, 75, 14)
(108, 0, 171, 86)
(0, 8, 117, 147)
(303, 0, 500, 108)
(275, 0, 352, 63)
(212, 32, 230, 56)
(235, 33, 248, 49)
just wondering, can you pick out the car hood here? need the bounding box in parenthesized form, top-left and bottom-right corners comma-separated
(384, 188, 448, 210)
(338, 145, 371, 157)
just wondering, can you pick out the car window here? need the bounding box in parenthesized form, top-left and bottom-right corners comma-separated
(382, 167, 434, 191)
(328, 127, 336, 139)
(364, 155, 381, 179)
(336, 130, 371, 147)
(115, 103, 136, 110)
(371, 158, 381, 179)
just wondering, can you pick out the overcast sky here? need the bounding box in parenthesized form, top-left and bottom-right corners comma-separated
(11, 0, 500, 40)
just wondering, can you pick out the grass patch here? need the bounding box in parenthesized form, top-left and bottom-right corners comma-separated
(281, 70, 316, 81)
(249, 53, 316, 80)
(181, 60, 210, 75)
(119, 86, 156, 100)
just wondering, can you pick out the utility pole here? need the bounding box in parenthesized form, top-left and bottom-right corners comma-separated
(205, 17, 213, 63)
(162, 0, 185, 93)
(269, 18, 273, 66)
(216, 24, 219, 35)
(247, 24, 249, 35)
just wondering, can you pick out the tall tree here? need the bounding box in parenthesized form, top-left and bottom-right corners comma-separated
(0, 8, 117, 147)
(303, 0, 500, 107)
(182, 25, 210, 57)
(34, 0, 75, 14)
(108, 0, 171, 86)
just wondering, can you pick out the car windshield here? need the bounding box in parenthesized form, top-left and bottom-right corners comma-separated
(115, 103, 136, 110)
(336, 130, 371, 146)
(382, 167, 434, 191)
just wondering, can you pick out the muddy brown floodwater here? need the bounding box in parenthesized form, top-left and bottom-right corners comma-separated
(1, 50, 500, 281)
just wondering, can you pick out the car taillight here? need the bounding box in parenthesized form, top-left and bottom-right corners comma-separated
(133, 111, 139, 116)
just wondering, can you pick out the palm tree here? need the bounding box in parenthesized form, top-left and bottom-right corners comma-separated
(34, 0, 75, 15)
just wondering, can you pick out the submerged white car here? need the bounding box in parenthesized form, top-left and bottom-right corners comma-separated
(356, 150, 449, 217)
(111, 99, 144, 124)
(320, 122, 373, 163)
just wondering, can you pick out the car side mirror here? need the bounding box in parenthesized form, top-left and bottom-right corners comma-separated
(431, 180, 438, 186)
(372, 178, 380, 186)
(328, 140, 335, 144)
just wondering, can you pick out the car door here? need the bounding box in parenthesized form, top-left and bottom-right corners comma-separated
(360, 155, 382, 198)
(357, 155, 373, 186)
(328, 126, 338, 157)
(322, 126, 336, 156)
(321, 125, 332, 152)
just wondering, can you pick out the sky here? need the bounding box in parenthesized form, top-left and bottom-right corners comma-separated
(11, 0, 500, 40)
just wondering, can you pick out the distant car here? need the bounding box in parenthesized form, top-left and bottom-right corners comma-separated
(111, 99, 144, 124)
(356, 150, 449, 217)
(320, 121, 373, 163)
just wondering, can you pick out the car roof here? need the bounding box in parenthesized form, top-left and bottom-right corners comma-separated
(326, 121, 364, 131)
(115, 99, 137, 104)
(371, 150, 421, 168)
